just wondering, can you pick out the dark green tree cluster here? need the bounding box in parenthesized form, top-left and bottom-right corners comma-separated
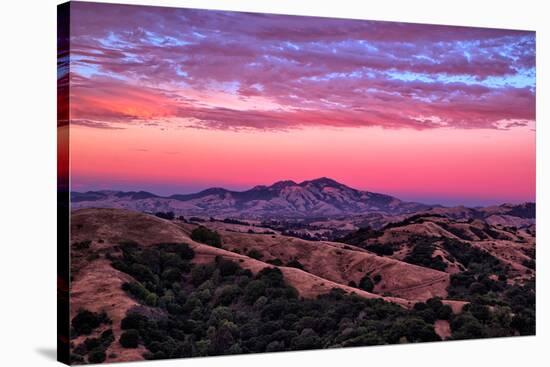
(364, 243, 395, 256)
(70, 310, 114, 364)
(110, 242, 195, 308)
(286, 259, 305, 270)
(442, 239, 535, 338)
(403, 237, 447, 271)
(337, 226, 383, 246)
(71, 309, 111, 336)
(155, 211, 175, 220)
(190, 226, 222, 248)
(358, 275, 375, 292)
(108, 242, 442, 361)
(413, 298, 452, 323)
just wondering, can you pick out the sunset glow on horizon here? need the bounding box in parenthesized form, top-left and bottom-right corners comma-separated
(64, 2, 536, 206)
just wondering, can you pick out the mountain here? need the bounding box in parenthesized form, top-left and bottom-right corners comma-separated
(71, 177, 433, 218)
(421, 202, 536, 220)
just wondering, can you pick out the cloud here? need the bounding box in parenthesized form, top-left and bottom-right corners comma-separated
(71, 119, 126, 130)
(65, 2, 536, 131)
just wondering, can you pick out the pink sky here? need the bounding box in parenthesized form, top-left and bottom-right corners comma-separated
(64, 2, 536, 206)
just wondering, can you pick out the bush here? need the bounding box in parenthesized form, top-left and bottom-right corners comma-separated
(247, 249, 263, 260)
(216, 284, 241, 306)
(71, 310, 110, 336)
(120, 329, 139, 348)
(267, 258, 283, 266)
(121, 313, 147, 330)
(365, 244, 394, 256)
(217, 258, 240, 276)
(87, 349, 106, 363)
(191, 226, 222, 247)
(155, 211, 175, 220)
(451, 314, 485, 339)
(244, 280, 267, 304)
(145, 293, 158, 306)
(404, 237, 447, 271)
(122, 282, 152, 303)
(291, 328, 322, 350)
(286, 259, 304, 270)
(191, 264, 215, 287)
(338, 226, 383, 246)
(157, 242, 195, 260)
(359, 275, 374, 292)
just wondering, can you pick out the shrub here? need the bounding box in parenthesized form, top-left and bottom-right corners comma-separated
(122, 282, 151, 303)
(244, 280, 267, 304)
(286, 259, 304, 270)
(191, 226, 222, 247)
(71, 310, 110, 336)
(359, 275, 374, 292)
(247, 249, 263, 260)
(216, 284, 241, 306)
(365, 244, 394, 256)
(217, 258, 240, 276)
(145, 293, 158, 307)
(155, 211, 175, 220)
(87, 349, 106, 364)
(120, 329, 140, 348)
(267, 258, 283, 266)
(338, 226, 383, 246)
(191, 264, 215, 287)
(404, 237, 447, 271)
(451, 314, 486, 339)
(157, 242, 195, 260)
(291, 328, 322, 350)
(121, 313, 147, 330)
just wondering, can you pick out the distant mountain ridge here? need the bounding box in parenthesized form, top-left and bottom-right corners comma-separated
(71, 177, 433, 218)
(71, 178, 535, 221)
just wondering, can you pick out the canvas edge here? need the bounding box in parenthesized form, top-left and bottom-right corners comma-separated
(57, 1, 71, 365)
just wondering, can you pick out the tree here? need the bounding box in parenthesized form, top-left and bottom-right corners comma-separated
(120, 329, 140, 348)
(244, 280, 266, 304)
(155, 211, 175, 220)
(286, 259, 305, 270)
(87, 349, 106, 363)
(71, 310, 109, 336)
(217, 258, 239, 276)
(359, 275, 374, 292)
(247, 249, 263, 260)
(291, 328, 322, 350)
(121, 313, 146, 330)
(191, 226, 222, 247)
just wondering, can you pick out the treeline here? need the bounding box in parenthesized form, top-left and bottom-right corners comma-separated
(104, 241, 445, 361)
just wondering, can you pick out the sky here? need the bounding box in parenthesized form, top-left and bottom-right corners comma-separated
(62, 2, 536, 206)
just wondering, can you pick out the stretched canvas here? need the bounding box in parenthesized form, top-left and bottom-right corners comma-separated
(57, 1, 536, 365)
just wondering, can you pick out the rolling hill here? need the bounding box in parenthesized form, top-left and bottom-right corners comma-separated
(68, 207, 534, 363)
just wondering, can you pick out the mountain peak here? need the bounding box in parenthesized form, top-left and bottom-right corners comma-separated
(301, 177, 343, 187)
(269, 180, 298, 189)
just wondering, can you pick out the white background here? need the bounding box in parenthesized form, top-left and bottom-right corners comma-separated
(0, 0, 548, 365)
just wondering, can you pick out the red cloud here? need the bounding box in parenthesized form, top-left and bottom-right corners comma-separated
(67, 2, 536, 131)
